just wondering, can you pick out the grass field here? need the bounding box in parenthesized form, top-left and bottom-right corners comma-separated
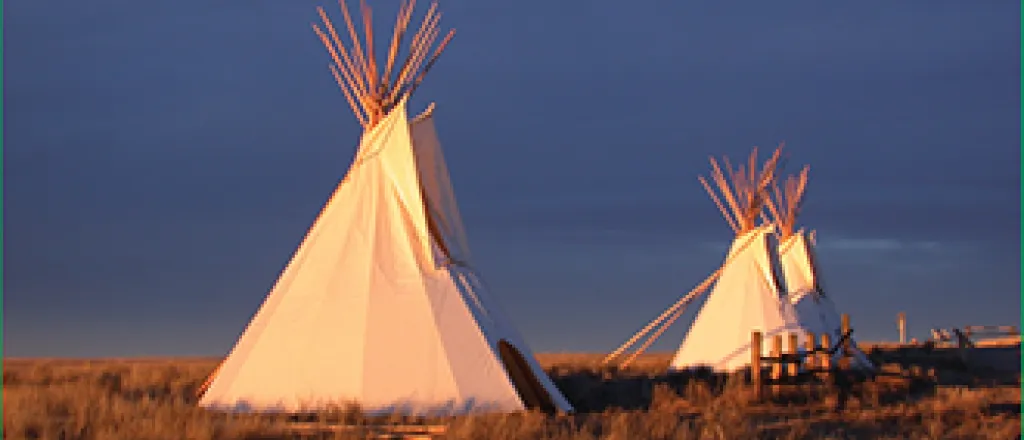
(3, 345, 1020, 439)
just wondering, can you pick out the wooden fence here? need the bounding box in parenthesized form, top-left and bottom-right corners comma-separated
(750, 313, 859, 400)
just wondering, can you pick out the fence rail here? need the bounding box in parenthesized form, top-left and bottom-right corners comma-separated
(963, 325, 1019, 338)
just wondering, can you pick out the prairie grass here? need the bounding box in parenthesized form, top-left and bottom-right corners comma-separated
(3, 346, 1020, 439)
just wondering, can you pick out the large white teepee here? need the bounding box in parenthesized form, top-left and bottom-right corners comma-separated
(765, 167, 874, 369)
(669, 148, 808, 372)
(198, 0, 573, 415)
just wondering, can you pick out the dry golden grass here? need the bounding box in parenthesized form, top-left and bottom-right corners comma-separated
(3, 346, 1020, 440)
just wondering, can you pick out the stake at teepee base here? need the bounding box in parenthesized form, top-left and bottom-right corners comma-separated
(749, 313, 860, 401)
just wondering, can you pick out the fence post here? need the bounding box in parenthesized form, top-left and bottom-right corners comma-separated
(805, 331, 817, 371)
(771, 334, 783, 395)
(820, 333, 832, 371)
(787, 332, 800, 377)
(751, 331, 763, 401)
(840, 314, 851, 370)
(898, 312, 906, 344)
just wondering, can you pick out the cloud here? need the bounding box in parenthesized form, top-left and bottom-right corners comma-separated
(816, 237, 944, 252)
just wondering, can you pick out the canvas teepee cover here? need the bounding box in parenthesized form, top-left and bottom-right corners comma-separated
(669, 147, 808, 372)
(764, 166, 874, 369)
(198, 0, 572, 415)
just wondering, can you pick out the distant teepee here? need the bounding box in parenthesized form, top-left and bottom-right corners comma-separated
(668, 146, 809, 372)
(600, 146, 810, 371)
(764, 165, 874, 369)
(198, 0, 572, 415)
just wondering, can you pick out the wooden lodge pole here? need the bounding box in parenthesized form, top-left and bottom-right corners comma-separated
(898, 312, 906, 344)
(751, 331, 763, 401)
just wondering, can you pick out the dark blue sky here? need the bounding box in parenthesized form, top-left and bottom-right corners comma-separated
(5, 1, 1020, 357)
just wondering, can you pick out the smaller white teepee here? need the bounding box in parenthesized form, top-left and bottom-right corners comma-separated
(669, 147, 808, 372)
(764, 166, 874, 369)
